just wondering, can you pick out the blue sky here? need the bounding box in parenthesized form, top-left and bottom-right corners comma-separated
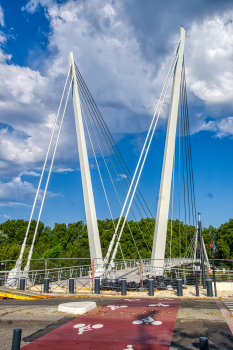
(0, 0, 232, 230)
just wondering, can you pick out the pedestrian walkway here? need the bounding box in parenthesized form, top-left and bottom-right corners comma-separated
(21, 298, 181, 349)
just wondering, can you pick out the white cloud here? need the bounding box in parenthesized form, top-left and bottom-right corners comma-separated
(43, 0, 162, 122)
(0, 0, 231, 185)
(198, 116, 233, 138)
(20, 171, 41, 177)
(114, 173, 127, 181)
(0, 6, 5, 27)
(54, 167, 75, 173)
(22, 0, 53, 13)
(186, 13, 233, 106)
(216, 117, 233, 137)
(0, 176, 59, 207)
(4, 214, 10, 219)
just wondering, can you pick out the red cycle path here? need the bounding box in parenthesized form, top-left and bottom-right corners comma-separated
(22, 298, 180, 350)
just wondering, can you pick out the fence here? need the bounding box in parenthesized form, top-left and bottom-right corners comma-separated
(1, 258, 232, 295)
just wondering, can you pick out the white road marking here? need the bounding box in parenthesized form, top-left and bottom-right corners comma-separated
(107, 305, 128, 310)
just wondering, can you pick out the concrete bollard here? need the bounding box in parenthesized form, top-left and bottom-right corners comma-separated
(121, 278, 127, 296)
(199, 337, 209, 350)
(94, 277, 100, 294)
(11, 328, 22, 350)
(195, 273, 199, 297)
(44, 277, 49, 293)
(176, 278, 183, 296)
(206, 279, 213, 297)
(69, 277, 74, 294)
(19, 278, 26, 291)
(148, 278, 154, 296)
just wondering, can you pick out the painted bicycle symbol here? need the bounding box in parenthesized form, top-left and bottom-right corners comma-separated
(133, 316, 162, 325)
(73, 323, 103, 335)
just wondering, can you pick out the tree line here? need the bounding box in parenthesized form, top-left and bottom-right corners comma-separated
(0, 218, 232, 270)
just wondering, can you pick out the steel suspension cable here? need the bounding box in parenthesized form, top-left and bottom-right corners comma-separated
(180, 62, 188, 253)
(170, 151, 175, 259)
(181, 62, 192, 242)
(75, 67, 154, 240)
(75, 64, 155, 226)
(24, 79, 72, 273)
(182, 63, 197, 227)
(15, 67, 71, 271)
(179, 79, 181, 258)
(76, 72, 151, 254)
(80, 101, 126, 264)
(78, 87, 142, 260)
(109, 54, 179, 267)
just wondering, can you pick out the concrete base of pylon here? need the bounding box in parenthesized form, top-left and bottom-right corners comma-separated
(6, 268, 32, 287)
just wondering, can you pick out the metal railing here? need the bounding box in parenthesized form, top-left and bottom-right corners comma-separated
(1, 258, 232, 295)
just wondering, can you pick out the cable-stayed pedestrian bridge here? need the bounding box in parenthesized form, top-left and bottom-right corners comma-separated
(7, 26, 209, 284)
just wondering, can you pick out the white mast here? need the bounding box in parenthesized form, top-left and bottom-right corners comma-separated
(151, 27, 186, 273)
(68, 52, 103, 268)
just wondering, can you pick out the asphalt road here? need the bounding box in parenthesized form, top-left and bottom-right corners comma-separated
(171, 299, 233, 350)
(0, 297, 233, 349)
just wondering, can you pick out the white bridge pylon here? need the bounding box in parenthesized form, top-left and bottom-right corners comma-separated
(68, 52, 103, 268)
(151, 27, 185, 272)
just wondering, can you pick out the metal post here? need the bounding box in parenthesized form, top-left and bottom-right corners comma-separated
(11, 328, 22, 350)
(69, 278, 74, 294)
(121, 278, 127, 296)
(183, 263, 186, 287)
(206, 279, 213, 297)
(19, 278, 26, 291)
(94, 277, 100, 294)
(140, 261, 143, 288)
(45, 259, 47, 276)
(44, 277, 49, 293)
(199, 337, 209, 350)
(92, 259, 94, 288)
(195, 272, 199, 297)
(0, 277, 2, 286)
(68, 52, 103, 267)
(176, 278, 183, 296)
(148, 278, 154, 296)
(210, 244, 217, 297)
(198, 213, 206, 288)
(151, 27, 186, 273)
